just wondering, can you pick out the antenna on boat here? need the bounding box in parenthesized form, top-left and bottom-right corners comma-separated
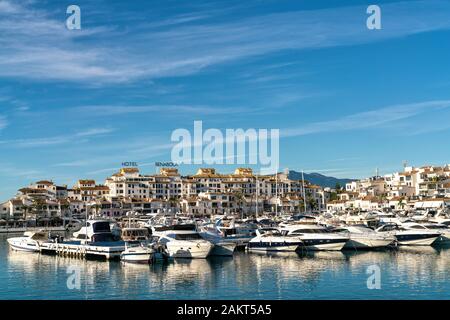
(302, 170, 307, 214)
(255, 174, 258, 219)
(275, 169, 278, 217)
(85, 203, 88, 242)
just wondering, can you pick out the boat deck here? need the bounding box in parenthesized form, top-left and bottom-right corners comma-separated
(40, 241, 125, 260)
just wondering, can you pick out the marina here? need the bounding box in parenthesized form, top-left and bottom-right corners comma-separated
(2, 233, 450, 299)
(1, 164, 449, 299)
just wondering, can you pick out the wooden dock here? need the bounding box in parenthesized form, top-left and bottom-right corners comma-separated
(39, 241, 125, 260)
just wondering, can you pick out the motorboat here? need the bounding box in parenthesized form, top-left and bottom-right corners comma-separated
(152, 224, 213, 259)
(121, 241, 153, 263)
(198, 225, 237, 256)
(409, 210, 430, 223)
(7, 231, 51, 252)
(418, 223, 450, 244)
(374, 211, 402, 225)
(375, 223, 440, 246)
(121, 227, 150, 241)
(120, 227, 169, 263)
(279, 223, 348, 251)
(72, 220, 118, 244)
(247, 228, 302, 252)
(62, 218, 82, 232)
(428, 208, 450, 225)
(211, 217, 257, 248)
(330, 225, 395, 249)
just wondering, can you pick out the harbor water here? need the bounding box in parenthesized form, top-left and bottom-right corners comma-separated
(1, 234, 450, 299)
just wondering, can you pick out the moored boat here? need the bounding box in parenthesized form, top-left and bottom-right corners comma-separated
(279, 223, 348, 251)
(247, 228, 302, 252)
(152, 224, 213, 259)
(7, 231, 51, 252)
(376, 223, 440, 246)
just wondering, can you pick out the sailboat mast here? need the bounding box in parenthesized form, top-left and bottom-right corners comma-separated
(255, 175, 258, 218)
(302, 170, 307, 213)
(275, 171, 278, 216)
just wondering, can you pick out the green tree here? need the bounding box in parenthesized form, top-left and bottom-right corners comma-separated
(307, 196, 318, 212)
(22, 204, 32, 226)
(233, 192, 245, 219)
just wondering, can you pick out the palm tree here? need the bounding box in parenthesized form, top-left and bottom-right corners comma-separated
(22, 204, 32, 227)
(168, 197, 179, 213)
(91, 203, 102, 218)
(307, 196, 318, 212)
(297, 201, 305, 214)
(335, 182, 342, 194)
(233, 192, 245, 219)
(398, 196, 406, 210)
(59, 202, 70, 218)
(31, 199, 46, 227)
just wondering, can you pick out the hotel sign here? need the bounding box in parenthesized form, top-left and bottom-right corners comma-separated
(155, 161, 178, 167)
(122, 162, 138, 167)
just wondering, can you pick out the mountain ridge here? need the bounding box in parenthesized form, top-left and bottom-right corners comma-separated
(288, 170, 354, 189)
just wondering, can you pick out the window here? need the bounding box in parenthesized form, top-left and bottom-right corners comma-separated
(167, 233, 202, 240)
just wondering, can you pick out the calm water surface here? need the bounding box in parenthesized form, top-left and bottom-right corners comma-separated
(1, 234, 450, 299)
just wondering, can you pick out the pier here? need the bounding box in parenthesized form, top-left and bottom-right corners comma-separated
(39, 241, 125, 260)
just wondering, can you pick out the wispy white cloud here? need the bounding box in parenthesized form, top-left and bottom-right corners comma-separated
(281, 100, 450, 138)
(0, 115, 7, 130)
(0, 162, 42, 179)
(0, 127, 114, 148)
(75, 128, 114, 137)
(1, 1, 450, 84)
(72, 105, 249, 116)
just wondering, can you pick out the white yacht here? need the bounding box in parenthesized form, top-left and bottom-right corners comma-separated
(247, 228, 302, 252)
(198, 225, 237, 256)
(374, 211, 402, 224)
(7, 231, 50, 252)
(72, 220, 117, 244)
(152, 224, 213, 259)
(279, 224, 348, 251)
(121, 241, 154, 263)
(120, 227, 169, 263)
(331, 225, 395, 249)
(421, 223, 450, 244)
(375, 223, 440, 246)
(213, 217, 257, 248)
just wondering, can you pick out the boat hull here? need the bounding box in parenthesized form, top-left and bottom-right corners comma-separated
(210, 242, 237, 256)
(395, 233, 439, 246)
(344, 237, 394, 249)
(121, 250, 152, 263)
(247, 244, 299, 252)
(299, 239, 347, 251)
(7, 238, 40, 252)
(166, 242, 213, 259)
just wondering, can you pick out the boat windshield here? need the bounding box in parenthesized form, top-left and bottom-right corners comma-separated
(290, 228, 329, 234)
(168, 233, 203, 240)
(92, 222, 111, 233)
(425, 224, 448, 229)
(261, 230, 282, 236)
(91, 233, 115, 242)
(126, 240, 145, 248)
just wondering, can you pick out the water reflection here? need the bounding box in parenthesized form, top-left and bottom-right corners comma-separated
(2, 237, 450, 299)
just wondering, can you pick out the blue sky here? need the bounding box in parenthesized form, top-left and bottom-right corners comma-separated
(1, 0, 450, 200)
